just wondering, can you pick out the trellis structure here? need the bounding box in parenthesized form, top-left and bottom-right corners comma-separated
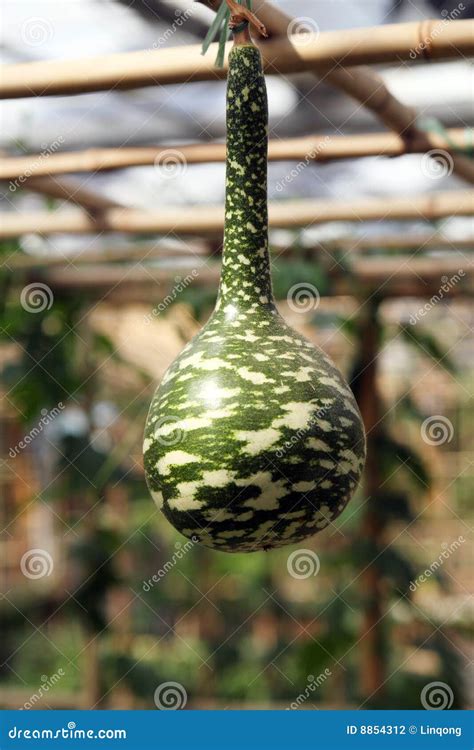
(0, 10, 473, 284)
(1, 1, 473, 709)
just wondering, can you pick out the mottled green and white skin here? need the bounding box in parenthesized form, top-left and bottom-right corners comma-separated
(144, 41, 366, 553)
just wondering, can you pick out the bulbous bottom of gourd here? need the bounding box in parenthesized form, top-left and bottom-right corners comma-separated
(144, 306, 366, 553)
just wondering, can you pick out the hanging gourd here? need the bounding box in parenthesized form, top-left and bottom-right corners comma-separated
(144, 2, 366, 553)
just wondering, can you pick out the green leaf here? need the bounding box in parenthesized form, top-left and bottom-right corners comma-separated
(378, 431, 431, 488)
(399, 324, 457, 374)
(216, 12, 232, 68)
(201, 2, 230, 57)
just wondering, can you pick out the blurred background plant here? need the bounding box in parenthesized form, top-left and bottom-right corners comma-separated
(0, 0, 472, 710)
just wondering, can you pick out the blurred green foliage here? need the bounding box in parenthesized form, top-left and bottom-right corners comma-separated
(0, 252, 469, 709)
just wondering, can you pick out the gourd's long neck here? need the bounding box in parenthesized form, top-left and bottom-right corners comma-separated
(217, 44, 273, 311)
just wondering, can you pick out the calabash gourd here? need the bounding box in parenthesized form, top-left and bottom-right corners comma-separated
(144, 34, 366, 553)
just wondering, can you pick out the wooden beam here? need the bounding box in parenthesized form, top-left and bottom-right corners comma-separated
(1, 145, 123, 211)
(0, 129, 471, 179)
(329, 235, 474, 252)
(5, 240, 209, 269)
(6, 234, 473, 271)
(1, 191, 472, 238)
(0, 20, 472, 99)
(200, 1, 474, 184)
(20, 176, 123, 211)
(30, 256, 474, 299)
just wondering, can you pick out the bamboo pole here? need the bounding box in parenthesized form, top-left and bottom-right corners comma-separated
(1, 129, 471, 179)
(6, 240, 209, 269)
(1, 191, 472, 238)
(0, 20, 472, 99)
(1, 149, 124, 211)
(4, 235, 472, 274)
(6, 234, 472, 271)
(21, 176, 123, 211)
(332, 235, 474, 252)
(29, 256, 474, 297)
(200, 1, 474, 184)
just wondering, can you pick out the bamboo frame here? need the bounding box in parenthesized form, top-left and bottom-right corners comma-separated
(21, 176, 123, 211)
(1, 129, 470, 179)
(6, 240, 208, 269)
(1, 191, 472, 239)
(6, 234, 473, 271)
(1, 148, 123, 211)
(201, 1, 474, 184)
(11, 237, 474, 271)
(29, 257, 474, 299)
(318, 235, 474, 252)
(0, 21, 472, 99)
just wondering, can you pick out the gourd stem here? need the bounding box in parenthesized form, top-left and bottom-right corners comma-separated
(216, 43, 273, 311)
(226, 0, 268, 42)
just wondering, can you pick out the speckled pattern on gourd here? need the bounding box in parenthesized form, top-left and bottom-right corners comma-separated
(144, 44, 366, 553)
